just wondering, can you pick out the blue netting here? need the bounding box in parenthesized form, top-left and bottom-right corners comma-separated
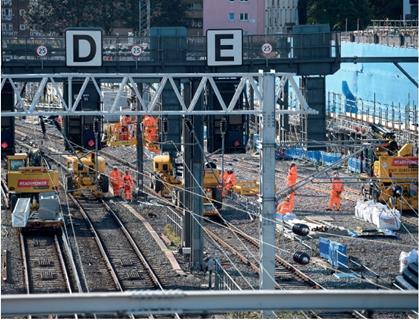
(320, 152, 341, 166)
(284, 147, 306, 160)
(306, 151, 322, 163)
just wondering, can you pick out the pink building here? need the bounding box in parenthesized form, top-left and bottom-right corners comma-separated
(203, 0, 265, 35)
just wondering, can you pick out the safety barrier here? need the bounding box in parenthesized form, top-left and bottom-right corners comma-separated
(319, 238, 349, 270)
(320, 152, 342, 167)
(347, 157, 366, 173)
(282, 148, 342, 167)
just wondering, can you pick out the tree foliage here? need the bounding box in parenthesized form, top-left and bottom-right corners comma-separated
(150, 0, 188, 27)
(25, 0, 137, 35)
(306, 0, 403, 31)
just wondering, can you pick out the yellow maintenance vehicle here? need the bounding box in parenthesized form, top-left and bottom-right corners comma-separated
(104, 116, 137, 147)
(64, 152, 109, 197)
(6, 150, 62, 229)
(364, 125, 418, 212)
(368, 143, 418, 212)
(151, 155, 222, 216)
(232, 180, 259, 196)
(151, 154, 183, 198)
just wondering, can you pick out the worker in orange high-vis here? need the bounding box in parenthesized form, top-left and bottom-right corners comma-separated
(109, 167, 122, 197)
(327, 172, 344, 211)
(287, 162, 298, 189)
(123, 170, 135, 202)
(121, 115, 132, 126)
(276, 192, 295, 215)
(222, 168, 237, 197)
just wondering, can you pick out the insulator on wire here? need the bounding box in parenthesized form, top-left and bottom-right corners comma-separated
(220, 118, 227, 135)
(162, 118, 168, 134)
(292, 223, 310, 236)
(293, 251, 310, 265)
(39, 116, 46, 136)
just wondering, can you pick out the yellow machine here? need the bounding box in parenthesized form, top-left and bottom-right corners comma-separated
(364, 125, 418, 212)
(232, 180, 260, 196)
(6, 151, 60, 210)
(105, 118, 137, 147)
(151, 154, 182, 198)
(64, 152, 109, 197)
(369, 143, 418, 211)
(202, 162, 222, 216)
(151, 155, 222, 216)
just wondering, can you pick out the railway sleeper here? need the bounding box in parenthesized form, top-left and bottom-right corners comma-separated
(40, 271, 56, 281)
(38, 258, 54, 267)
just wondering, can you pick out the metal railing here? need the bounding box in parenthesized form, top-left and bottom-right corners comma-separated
(327, 92, 419, 136)
(370, 19, 418, 30)
(1, 33, 340, 63)
(165, 207, 182, 241)
(214, 259, 241, 290)
(341, 20, 418, 48)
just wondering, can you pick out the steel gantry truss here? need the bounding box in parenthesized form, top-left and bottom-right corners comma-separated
(2, 290, 418, 315)
(1, 72, 316, 295)
(0, 72, 316, 117)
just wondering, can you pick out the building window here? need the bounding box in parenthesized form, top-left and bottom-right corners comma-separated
(2, 8, 12, 17)
(228, 12, 235, 21)
(240, 12, 248, 21)
(8, 23, 12, 31)
(19, 24, 26, 31)
(19, 9, 25, 16)
(240, 0, 248, 2)
(229, 0, 234, 2)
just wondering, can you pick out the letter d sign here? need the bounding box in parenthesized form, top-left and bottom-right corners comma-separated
(66, 29, 102, 67)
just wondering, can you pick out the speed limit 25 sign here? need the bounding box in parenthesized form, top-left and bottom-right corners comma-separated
(36, 45, 48, 57)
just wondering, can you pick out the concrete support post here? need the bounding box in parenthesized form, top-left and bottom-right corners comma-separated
(182, 81, 204, 271)
(182, 86, 192, 252)
(136, 83, 145, 199)
(259, 73, 276, 296)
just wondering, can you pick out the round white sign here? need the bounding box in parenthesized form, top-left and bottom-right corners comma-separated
(131, 45, 142, 57)
(36, 45, 48, 57)
(261, 43, 273, 55)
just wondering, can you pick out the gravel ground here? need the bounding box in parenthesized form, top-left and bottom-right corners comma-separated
(1, 193, 26, 294)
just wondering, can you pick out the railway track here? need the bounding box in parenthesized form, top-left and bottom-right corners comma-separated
(160, 205, 364, 319)
(230, 157, 361, 202)
(12, 128, 182, 317)
(19, 232, 74, 294)
(11, 121, 413, 318)
(69, 194, 162, 291)
(68, 195, 182, 318)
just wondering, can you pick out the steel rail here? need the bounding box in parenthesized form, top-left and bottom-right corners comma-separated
(18, 231, 79, 319)
(100, 199, 164, 290)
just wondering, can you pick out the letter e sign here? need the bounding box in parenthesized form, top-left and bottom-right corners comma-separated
(207, 29, 242, 66)
(66, 29, 102, 67)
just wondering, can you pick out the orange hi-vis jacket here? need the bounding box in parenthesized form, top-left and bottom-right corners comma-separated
(142, 116, 158, 128)
(287, 165, 298, 187)
(121, 115, 133, 126)
(332, 177, 344, 194)
(223, 172, 237, 190)
(276, 192, 295, 215)
(110, 169, 122, 186)
(123, 173, 134, 189)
